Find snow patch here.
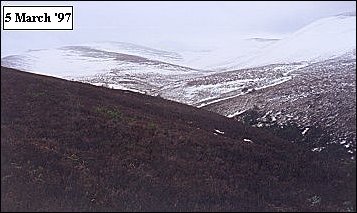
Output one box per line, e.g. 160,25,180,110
227,109,247,118
302,127,310,135
243,138,253,143
344,144,351,148
91,83,145,94
311,147,326,152
214,129,225,134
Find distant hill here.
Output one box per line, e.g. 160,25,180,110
2,13,355,77
1,66,355,211
249,13,356,66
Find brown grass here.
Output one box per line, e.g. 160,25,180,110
1,66,355,211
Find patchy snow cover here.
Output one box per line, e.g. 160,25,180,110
196,76,295,108
255,76,293,91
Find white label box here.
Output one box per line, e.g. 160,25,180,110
3,6,73,30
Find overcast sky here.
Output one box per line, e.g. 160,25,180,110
1,1,356,55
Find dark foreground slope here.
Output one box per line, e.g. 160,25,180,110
1,67,355,211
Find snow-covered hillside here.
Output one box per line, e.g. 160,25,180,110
1,45,199,79
208,13,356,71
81,41,183,64
157,38,279,71
251,13,356,66
2,13,355,75
145,12,355,71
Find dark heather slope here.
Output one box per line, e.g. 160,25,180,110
1,66,355,211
